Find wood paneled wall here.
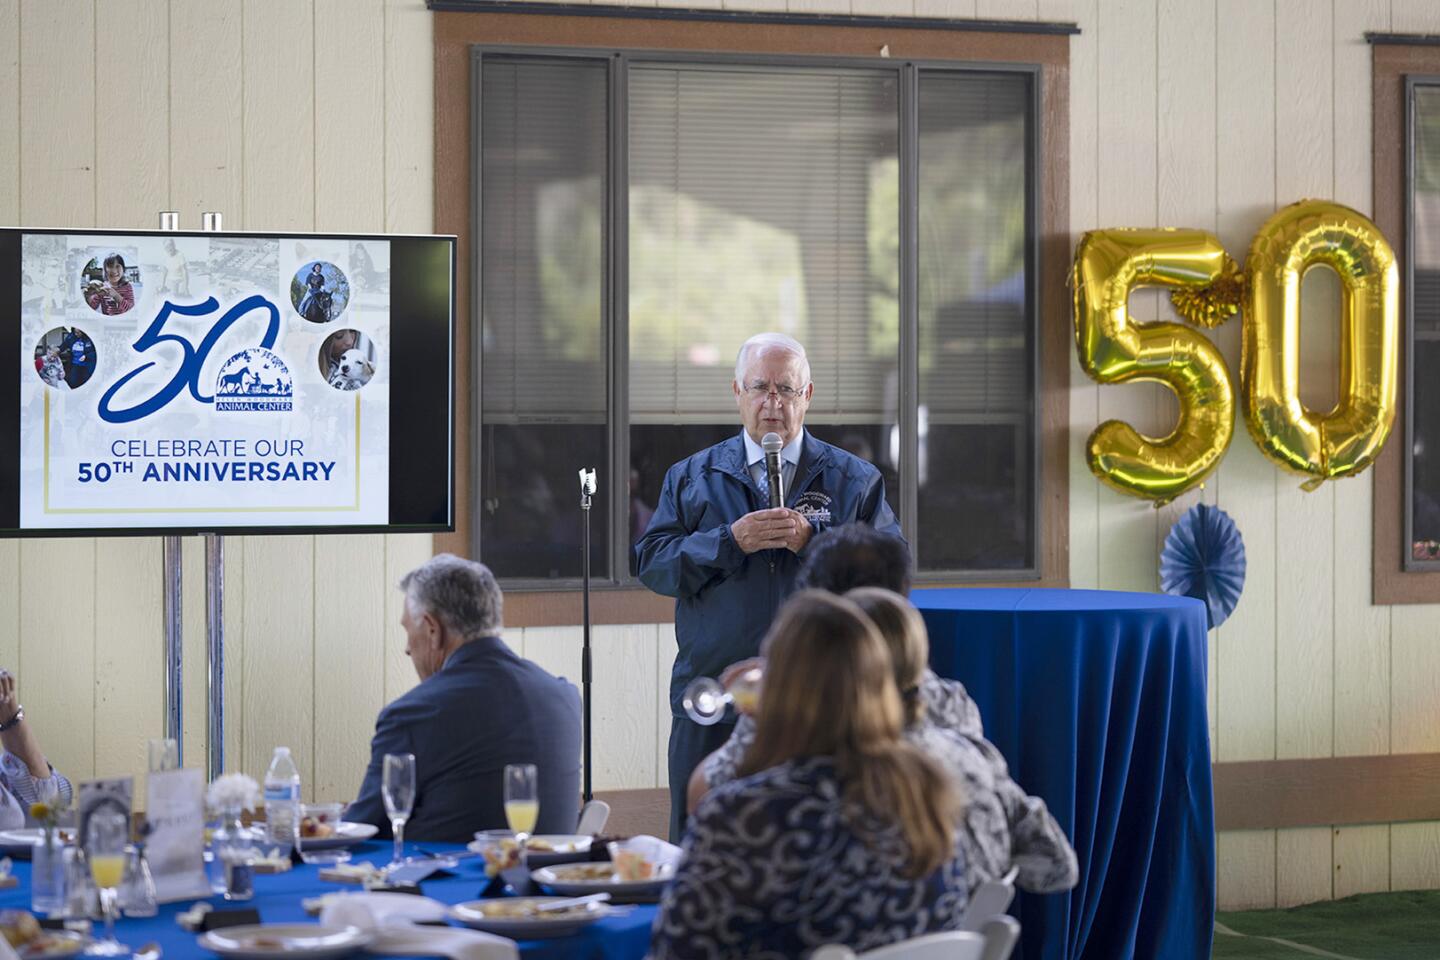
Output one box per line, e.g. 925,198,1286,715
7,0,1440,914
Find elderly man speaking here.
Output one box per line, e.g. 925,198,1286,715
634,332,901,841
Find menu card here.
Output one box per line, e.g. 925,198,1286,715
144,768,210,902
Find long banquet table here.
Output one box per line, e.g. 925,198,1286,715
0,841,657,959
913,588,1215,960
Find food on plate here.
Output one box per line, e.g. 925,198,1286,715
476,900,592,920
237,935,288,950
18,932,85,958
612,847,657,882
549,862,618,882
299,817,335,839
0,910,40,947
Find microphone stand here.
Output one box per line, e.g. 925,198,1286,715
579,468,596,803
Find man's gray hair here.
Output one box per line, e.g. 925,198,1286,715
734,332,810,386
400,553,503,640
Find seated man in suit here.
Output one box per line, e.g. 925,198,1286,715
348,554,582,843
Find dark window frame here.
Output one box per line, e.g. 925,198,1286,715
1372,40,1440,603
1404,75,1440,573
434,8,1071,623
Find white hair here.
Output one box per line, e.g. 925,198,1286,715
733,333,811,386
400,553,503,639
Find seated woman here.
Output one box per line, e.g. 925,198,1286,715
648,590,968,959
694,588,1078,897
0,669,72,828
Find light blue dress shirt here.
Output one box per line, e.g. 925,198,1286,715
742,429,803,506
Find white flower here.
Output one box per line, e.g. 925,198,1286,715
206,773,261,814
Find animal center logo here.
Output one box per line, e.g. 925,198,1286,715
794,490,833,525
214,348,293,412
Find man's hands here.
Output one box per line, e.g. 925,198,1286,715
730,508,813,554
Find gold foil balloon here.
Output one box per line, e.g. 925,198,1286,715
1073,229,1238,504
1242,200,1399,488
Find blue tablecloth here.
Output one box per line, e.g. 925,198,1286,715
913,588,1214,960
0,841,656,959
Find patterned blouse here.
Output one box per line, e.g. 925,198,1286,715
648,756,969,960
702,669,1077,895
0,752,72,830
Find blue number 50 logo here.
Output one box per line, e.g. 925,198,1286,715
98,296,281,424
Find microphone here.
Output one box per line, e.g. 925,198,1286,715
762,432,784,509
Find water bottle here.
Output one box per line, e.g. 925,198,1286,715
263,747,301,858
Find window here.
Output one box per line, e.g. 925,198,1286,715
473,48,1039,584
1370,39,1440,602
1408,80,1440,569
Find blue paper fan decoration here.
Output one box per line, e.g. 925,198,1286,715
1160,503,1246,629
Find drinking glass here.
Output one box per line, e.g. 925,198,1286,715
297,802,350,866
681,666,763,725
118,845,157,917
146,738,179,773
504,764,538,864
83,808,130,956
381,753,416,870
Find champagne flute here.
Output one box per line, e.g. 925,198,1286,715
381,753,416,871
504,764,539,865
84,807,130,956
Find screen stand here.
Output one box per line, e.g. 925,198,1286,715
201,210,226,782
158,211,184,765
205,533,225,782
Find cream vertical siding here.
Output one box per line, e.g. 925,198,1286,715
0,0,435,808
6,0,1440,913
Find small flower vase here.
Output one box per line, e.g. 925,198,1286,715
214,809,256,901
30,826,66,915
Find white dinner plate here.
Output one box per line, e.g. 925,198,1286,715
197,923,372,959
295,821,378,851
532,860,675,903
450,897,610,938
467,833,592,868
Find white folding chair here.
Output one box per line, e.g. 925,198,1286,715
959,867,1018,932
811,915,1021,960
812,931,986,960
576,798,610,835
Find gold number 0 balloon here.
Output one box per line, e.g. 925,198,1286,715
1072,229,1237,504
1243,200,1399,488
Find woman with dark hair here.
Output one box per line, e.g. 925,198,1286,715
84,254,134,316
648,590,968,959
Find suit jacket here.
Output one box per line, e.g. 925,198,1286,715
348,637,582,843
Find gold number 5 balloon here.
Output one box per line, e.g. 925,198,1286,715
1243,200,1399,488
1072,229,1238,504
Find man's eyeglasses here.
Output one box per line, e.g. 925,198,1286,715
742,382,808,402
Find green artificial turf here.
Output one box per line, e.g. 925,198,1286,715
1211,890,1440,959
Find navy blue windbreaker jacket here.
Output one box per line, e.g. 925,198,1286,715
633,431,902,716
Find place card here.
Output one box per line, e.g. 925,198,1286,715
144,768,211,902
77,777,132,844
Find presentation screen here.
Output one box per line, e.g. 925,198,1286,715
0,228,454,536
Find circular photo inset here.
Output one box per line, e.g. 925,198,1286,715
290,260,351,324
319,329,377,391
81,252,140,316
33,326,98,390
